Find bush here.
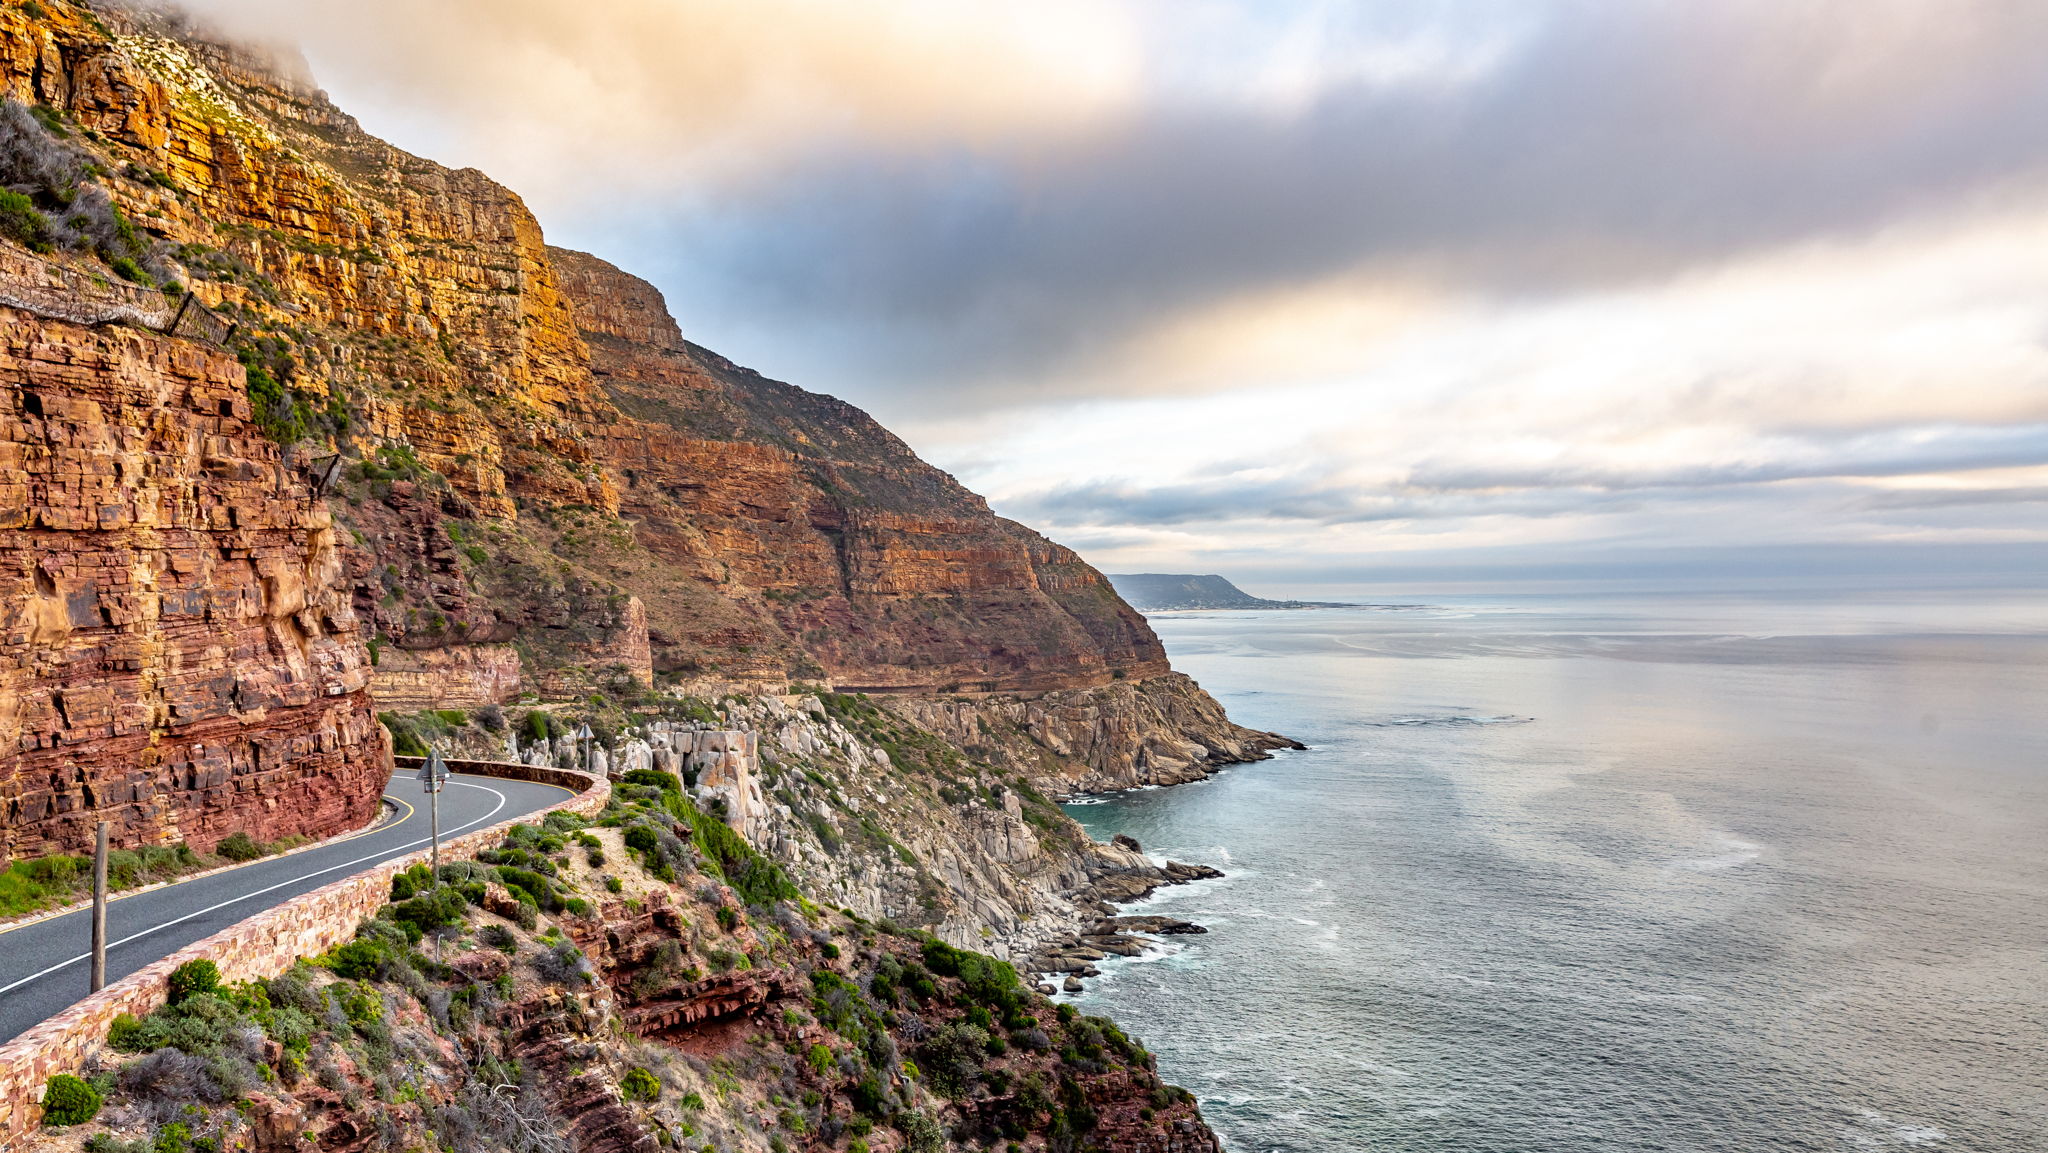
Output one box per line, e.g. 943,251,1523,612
39,1073,101,1126
532,941,592,987
118,1048,234,1109
619,1066,661,1103
379,712,429,758
388,886,470,937
521,710,558,743
215,831,264,862
166,959,219,1005
0,187,51,251
109,255,152,285
321,938,393,981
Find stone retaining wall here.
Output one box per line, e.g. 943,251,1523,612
0,762,608,1146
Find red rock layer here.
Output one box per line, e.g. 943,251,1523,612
0,309,386,858
552,247,1171,693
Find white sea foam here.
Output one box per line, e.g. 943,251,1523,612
1844,1109,1949,1148
1674,833,1762,871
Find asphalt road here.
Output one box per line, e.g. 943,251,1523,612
0,771,569,1044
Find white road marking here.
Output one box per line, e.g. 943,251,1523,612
0,779,518,999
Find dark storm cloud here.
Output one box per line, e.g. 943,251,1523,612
629,0,2048,405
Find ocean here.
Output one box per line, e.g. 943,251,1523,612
1062,589,2048,1153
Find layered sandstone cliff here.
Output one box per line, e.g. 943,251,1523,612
0,307,384,859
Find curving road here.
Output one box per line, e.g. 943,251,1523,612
0,771,570,1044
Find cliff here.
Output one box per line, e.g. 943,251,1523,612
0,306,385,860
0,0,1287,848
550,247,1168,695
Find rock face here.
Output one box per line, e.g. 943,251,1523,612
885,672,1303,796
360,642,521,711
0,308,386,859
552,245,1172,695
0,3,1288,865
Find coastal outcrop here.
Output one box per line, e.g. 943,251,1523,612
884,674,1301,796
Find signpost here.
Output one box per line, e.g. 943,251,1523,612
417,749,450,963
417,748,449,879
90,821,109,993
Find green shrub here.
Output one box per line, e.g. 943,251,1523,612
166,959,219,1005
619,1066,661,1103
0,187,52,251
388,886,468,937
0,853,88,917
521,710,558,743
39,1074,101,1125
621,769,681,793
389,863,435,901
378,712,429,758
109,255,152,285
106,1012,145,1052
320,938,392,981
215,831,264,862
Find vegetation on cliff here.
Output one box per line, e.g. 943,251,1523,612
47,782,1216,1153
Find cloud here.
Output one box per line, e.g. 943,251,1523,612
611,0,2048,407
155,0,1142,192
145,0,2048,576
1005,421,2048,532
162,0,2048,411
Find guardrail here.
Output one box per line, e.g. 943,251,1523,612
0,760,609,1145
0,245,237,344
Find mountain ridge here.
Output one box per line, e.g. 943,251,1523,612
1108,572,1353,612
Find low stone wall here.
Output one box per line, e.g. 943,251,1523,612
0,762,608,1146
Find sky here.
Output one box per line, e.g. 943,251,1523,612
167,0,2048,591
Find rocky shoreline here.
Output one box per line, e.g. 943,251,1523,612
1027,834,1225,994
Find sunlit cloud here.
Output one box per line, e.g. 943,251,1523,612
155,0,2048,577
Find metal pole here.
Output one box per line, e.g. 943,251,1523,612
90,821,109,993
430,781,441,880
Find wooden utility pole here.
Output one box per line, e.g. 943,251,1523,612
90,821,109,993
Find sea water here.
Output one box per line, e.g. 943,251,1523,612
1063,589,2048,1152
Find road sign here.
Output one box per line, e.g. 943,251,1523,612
417,748,449,793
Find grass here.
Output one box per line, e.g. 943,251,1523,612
0,832,307,919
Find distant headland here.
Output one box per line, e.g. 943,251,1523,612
1107,573,1355,611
